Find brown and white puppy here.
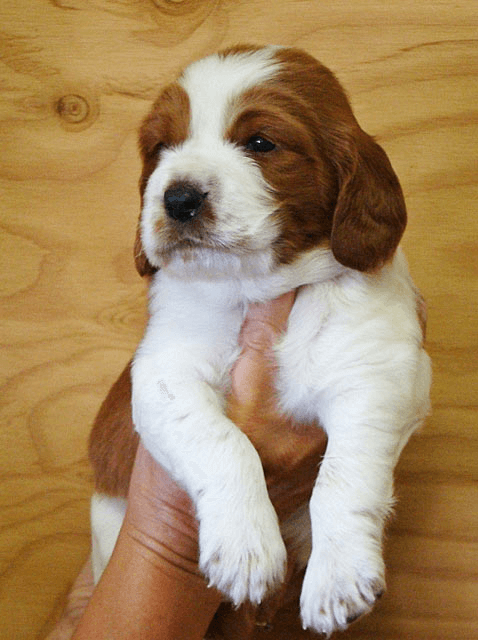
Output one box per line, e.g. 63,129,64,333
89,46,431,636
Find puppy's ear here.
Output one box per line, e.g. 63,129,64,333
133,83,189,277
134,222,157,277
331,128,407,272
133,113,162,278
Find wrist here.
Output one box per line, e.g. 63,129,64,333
74,523,221,640
125,444,201,578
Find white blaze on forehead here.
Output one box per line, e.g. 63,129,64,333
178,47,280,140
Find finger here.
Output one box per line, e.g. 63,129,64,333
238,290,296,353
231,291,297,409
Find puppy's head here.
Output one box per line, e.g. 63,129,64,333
135,46,406,277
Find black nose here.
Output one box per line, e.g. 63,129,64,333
164,184,207,222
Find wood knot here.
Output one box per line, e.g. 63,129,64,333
56,94,90,126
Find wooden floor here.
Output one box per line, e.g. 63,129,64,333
1,1,477,638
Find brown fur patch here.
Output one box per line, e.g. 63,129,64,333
226,84,337,264
89,361,138,497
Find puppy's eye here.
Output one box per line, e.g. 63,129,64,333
245,135,276,153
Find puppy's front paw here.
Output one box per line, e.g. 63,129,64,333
199,501,287,606
300,539,385,637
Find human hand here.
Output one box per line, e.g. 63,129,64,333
228,292,327,520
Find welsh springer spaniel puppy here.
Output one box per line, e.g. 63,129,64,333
89,45,431,636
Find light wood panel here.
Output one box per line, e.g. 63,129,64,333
1,1,477,638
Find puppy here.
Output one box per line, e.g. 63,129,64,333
89,45,431,636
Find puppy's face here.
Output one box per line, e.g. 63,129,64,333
136,46,406,277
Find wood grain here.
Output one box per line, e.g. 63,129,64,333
1,1,477,638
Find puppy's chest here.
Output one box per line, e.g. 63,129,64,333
273,301,334,422
151,274,334,409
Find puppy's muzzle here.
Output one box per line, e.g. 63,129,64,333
164,183,209,223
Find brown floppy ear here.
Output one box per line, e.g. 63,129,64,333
331,128,407,272
133,110,163,278
133,83,190,277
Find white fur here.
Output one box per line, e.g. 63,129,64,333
90,493,127,583
95,48,432,636
180,47,280,140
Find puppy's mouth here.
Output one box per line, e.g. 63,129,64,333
153,220,248,263
157,234,250,261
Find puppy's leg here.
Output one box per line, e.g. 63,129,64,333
90,493,127,584
132,357,287,607
300,352,431,635
300,431,389,635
